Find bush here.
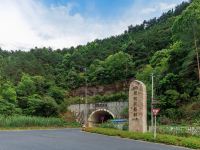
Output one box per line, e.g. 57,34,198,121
42,96,59,116
93,92,128,103
24,95,58,117
0,101,21,116
98,121,116,129
157,126,200,138
1,82,17,103
85,127,200,149
68,92,128,104
59,100,70,113
122,122,128,130
48,86,65,104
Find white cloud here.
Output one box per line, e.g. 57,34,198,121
159,2,177,11
0,0,185,51
141,8,157,14
0,0,104,50
141,2,179,15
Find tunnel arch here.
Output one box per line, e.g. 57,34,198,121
88,109,115,127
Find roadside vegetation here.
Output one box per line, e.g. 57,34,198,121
157,125,200,138
0,115,80,129
67,92,127,104
98,119,200,138
85,127,200,149
0,0,198,129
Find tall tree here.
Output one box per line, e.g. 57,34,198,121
173,0,200,82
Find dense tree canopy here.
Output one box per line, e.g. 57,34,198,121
0,1,199,124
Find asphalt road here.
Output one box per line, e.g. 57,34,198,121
0,129,190,150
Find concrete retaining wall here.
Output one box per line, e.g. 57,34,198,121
68,101,128,118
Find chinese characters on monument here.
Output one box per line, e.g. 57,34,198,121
129,80,147,133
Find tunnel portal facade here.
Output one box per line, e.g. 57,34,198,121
68,102,128,127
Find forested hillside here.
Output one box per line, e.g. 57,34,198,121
0,0,199,124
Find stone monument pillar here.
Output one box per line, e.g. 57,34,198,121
129,80,147,133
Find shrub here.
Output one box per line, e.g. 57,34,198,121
48,86,65,104
68,92,128,104
122,122,128,130
24,95,58,117
157,126,200,138
59,100,70,113
1,82,17,103
0,101,21,116
93,92,128,103
85,127,200,149
98,121,116,129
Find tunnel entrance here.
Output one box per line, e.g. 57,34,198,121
88,109,115,127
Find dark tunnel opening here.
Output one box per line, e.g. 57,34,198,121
88,109,114,126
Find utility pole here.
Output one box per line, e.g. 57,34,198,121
192,23,200,82
84,68,88,127
151,73,154,131
194,38,200,82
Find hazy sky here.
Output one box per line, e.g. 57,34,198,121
0,0,186,50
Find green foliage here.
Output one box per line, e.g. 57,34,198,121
157,125,200,138
67,92,128,104
195,88,200,100
0,115,67,128
24,95,58,117
172,0,200,80
17,74,36,97
65,68,84,89
92,92,128,103
173,0,200,43
136,65,153,84
0,101,21,116
122,122,129,131
59,100,70,113
98,121,116,129
85,127,200,149
162,90,180,108
87,51,134,84
150,48,170,73
1,82,17,103
48,86,65,104
32,76,47,95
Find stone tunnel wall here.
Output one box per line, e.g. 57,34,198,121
68,101,128,121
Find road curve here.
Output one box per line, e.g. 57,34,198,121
0,129,191,150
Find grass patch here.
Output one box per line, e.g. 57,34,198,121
157,125,200,138
0,115,80,129
84,127,200,149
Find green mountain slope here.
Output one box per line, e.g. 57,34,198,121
0,1,199,124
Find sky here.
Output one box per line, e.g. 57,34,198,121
0,0,186,51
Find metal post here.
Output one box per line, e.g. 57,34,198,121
151,73,154,131
154,115,157,139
